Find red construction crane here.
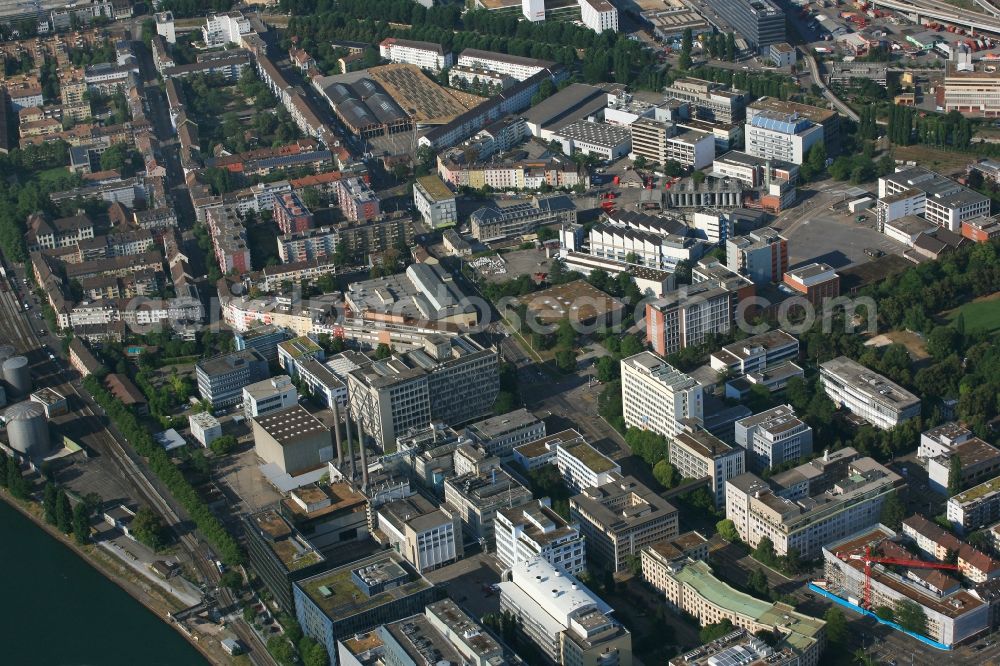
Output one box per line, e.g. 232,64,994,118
837,546,960,609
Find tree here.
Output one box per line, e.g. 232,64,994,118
874,605,895,622
692,170,706,185
555,349,577,373
56,488,73,534
72,502,90,545
895,599,927,635
266,636,297,666
824,607,849,646
220,569,243,589
948,455,963,496
926,325,960,360
880,490,905,530
210,434,238,456
753,536,776,564
653,460,678,489
596,356,619,383
44,482,58,525
300,636,329,666
747,568,768,599
132,506,167,550
700,619,734,643
716,518,740,542
374,343,392,360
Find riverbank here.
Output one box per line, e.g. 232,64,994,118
0,489,219,665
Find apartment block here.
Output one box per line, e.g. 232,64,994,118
278,226,340,264
621,352,703,439
496,499,586,575
378,38,453,72
456,49,554,81
195,349,269,409
726,227,788,284
498,557,632,666
645,282,738,357
670,427,745,506
734,404,813,472
273,191,314,234
570,475,679,572
819,356,921,430
725,447,904,557
206,205,251,274
336,177,381,222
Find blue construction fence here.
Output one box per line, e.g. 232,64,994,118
807,583,952,651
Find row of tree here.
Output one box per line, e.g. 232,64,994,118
83,375,243,564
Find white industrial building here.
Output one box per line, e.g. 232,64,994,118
495,499,586,575
877,166,990,232
189,411,222,447
552,121,631,161
412,175,457,229
242,375,299,421
578,0,619,33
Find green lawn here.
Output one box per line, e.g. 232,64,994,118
947,296,1000,335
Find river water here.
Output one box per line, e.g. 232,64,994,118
0,499,209,666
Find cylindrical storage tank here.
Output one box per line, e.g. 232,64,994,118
0,345,15,366
2,356,31,398
4,400,50,458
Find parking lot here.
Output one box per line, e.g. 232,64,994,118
423,552,503,620
782,209,908,270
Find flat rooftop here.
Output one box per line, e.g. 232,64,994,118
465,408,540,440
516,279,623,324
254,405,329,446
415,174,454,202
820,356,920,409
296,552,432,621
561,439,619,474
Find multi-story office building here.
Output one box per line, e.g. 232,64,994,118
470,194,577,242
579,0,619,33
336,177,381,222
645,282,738,357
745,111,823,165
242,375,299,420
725,447,904,557
948,476,1000,532
621,352,703,439
443,469,533,543
294,552,441,665
638,533,711,591
371,599,513,666
347,335,499,449
243,509,327,611
296,357,348,409
378,38,453,72
944,62,1000,117
819,356,921,430
377,494,463,572
278,226,339,264
647,559,825,666
498,557,633,666
278,336,326,378
709,329,798,376
877,166,990,232
928,437,1000,495
747,96,840,154
725,227,788,284
703,0,785,49
918,422,975,460
664,78,747,123
782,263,840,308
496,499,586,575
279,482,369,549
234,324,291,363
629,117,672,166
570,475,679,572
412,175,457,229
670,427,745,507
456,49,554,81
823,527,988,647
273,191,314,235
734,405,813,472
463,408,546,458
195,349,269,409
513,429,621,492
